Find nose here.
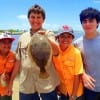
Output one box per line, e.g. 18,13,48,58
83,20,89,25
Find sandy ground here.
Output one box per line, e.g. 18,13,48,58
12,78,19,100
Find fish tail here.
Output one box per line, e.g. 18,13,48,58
39,71,49,79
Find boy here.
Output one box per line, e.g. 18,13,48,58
75,7,100,100
53,25,84,100
8,4,59,100
0,32,15,100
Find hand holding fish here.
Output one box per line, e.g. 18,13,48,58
38,30,45,35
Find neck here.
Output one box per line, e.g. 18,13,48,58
60,45,68,51
0,51,8,58
85,31,98,39
30,27,42,34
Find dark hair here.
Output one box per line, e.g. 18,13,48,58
27,4,45,20
80,7,100,24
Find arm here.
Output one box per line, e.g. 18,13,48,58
7,59,20,96
69,75,80,100
48,39,59,56
46,31,59,56
74,41,96,90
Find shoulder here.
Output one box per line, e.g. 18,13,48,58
74,36,83,44
18,31,31,47
19,31,30,41
45,30,55,36
74,47,81,54
71,45,81,55
45,30,55,42
74,36,83,48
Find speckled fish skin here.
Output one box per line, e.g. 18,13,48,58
28,33,51,78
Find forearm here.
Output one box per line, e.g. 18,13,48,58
9,60,20,84
48,39,59,56
7,59,20,96
71,75,80,96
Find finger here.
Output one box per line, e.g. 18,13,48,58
84,79,95,90
86,84,94,90
7,90,13,96
89,76,95,86
90,76,96,82
8,91,13,96
88,78,95,90
38,31,45,35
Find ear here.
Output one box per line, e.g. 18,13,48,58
97,23,99,28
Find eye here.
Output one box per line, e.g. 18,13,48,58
34,43,38,47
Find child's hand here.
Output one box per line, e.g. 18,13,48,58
6,83,13,96
38,31,45,35
6,88,13,96
0,73,10,87
4,73,10,81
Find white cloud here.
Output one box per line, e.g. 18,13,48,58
17,14,27,20
43,23,83,31
93,0,100,3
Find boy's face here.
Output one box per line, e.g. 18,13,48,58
58,33,73,50
0,39,12,56
28,12,44,32
82,18,98,34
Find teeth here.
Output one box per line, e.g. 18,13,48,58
63,42,68,44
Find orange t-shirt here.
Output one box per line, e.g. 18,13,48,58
0,51,16,96
53,45,83,97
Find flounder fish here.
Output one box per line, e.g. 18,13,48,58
28,32,52,79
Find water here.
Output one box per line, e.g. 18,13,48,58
11,31,83,51
11,35,20,51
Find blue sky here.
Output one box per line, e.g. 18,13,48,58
0,0,100,31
